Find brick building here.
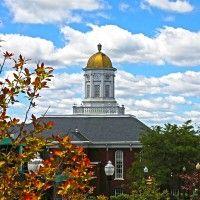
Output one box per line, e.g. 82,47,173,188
42,44,148,196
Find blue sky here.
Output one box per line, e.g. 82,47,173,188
0,0,200,125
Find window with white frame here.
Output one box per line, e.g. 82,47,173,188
114,188,123,196
115,150,123,179
105,85,110,98
94,85,100,97
86,85,90,98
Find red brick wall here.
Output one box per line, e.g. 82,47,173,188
86,147,140,196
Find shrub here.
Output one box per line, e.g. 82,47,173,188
97,195,109,200
87,196,97,200
110,194,131,200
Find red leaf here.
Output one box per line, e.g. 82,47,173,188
3,51,14,59
31,114,36,121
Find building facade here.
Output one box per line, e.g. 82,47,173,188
43,44,148,196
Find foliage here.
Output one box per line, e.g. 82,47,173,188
111,179,169,200
131,178,170,200
96,195,109,200
179,171,200,192
86,196,97,200
0,52,93,199
110,194,131,200
129,121,200,188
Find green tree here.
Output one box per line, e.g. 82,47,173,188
129,121,200,189
131,178,169,200
110,179,169,200
110,194,131,200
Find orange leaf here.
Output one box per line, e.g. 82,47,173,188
46,121,54,128
53,149,63,157
23,193,38,200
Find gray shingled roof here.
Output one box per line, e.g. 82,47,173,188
40,115,148,142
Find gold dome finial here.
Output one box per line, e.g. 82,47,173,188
97,43,102,52
86,43,112,69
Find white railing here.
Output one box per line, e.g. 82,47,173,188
73,105,125,115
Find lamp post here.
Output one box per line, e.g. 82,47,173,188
143,166,148,179
27,153,43,172
146,176,153,187
182,166,186,199
196,163,200,198
104,161,114,199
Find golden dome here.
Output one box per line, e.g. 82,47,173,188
86,44,112,69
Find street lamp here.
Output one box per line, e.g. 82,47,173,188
196,163,200,171
196,163,200,197
182,166,186,172
182,166,187,199
28,153,43,172
143,166,148,179
104,161,114,199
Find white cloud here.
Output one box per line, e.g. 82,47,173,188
117,95,189,125
4,0,104,24
181,111,200,125
60,25,200,67
116,70,200,97
32,73,83,116
0,19,3,27
134,96,186,111
163,15,175,22
166,95,187,104
119,2,132,12
0,34,55,65
1,25,200,67
144,0,193,13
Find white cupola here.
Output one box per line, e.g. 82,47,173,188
73,44,125,115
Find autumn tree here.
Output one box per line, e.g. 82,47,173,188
0,52,93,199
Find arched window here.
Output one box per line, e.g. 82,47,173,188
115,150,123,179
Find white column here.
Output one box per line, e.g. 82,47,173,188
101,72,104,98
91,72,94,98
112,74,115,98
89,72,92,98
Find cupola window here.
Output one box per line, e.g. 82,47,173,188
94,85,100,97
105,85,110,98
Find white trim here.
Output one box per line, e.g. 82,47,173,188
45,114,135,118
90,141,140,144
87,145,141,148
86,144,142,148
49,140,142,148
51,140,140,144
91,161,101,165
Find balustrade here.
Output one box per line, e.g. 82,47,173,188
73,105,125,115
